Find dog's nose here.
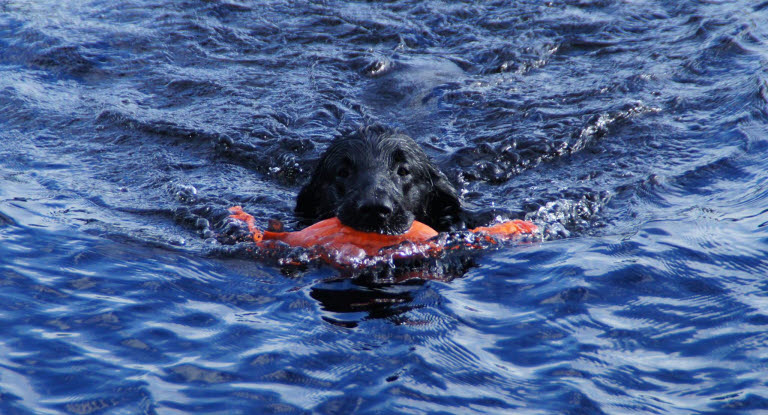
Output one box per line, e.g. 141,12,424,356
358,200,393,220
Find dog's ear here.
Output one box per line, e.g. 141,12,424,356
295,172,332,224
295,180,318,221
424,166,463,231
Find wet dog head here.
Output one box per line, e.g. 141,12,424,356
295,126,461,234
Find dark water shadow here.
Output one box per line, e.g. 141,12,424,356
307,254,479,325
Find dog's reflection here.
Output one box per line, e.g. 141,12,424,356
309,256,476,324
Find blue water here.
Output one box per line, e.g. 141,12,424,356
2,0,768,413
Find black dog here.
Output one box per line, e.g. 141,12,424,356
295,126,463,234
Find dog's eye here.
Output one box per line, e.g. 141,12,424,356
397,166,410,177
337,167,350,178
392,149,407,163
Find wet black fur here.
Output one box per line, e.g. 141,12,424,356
295,126,463,234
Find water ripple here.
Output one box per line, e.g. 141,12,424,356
2,0,768,413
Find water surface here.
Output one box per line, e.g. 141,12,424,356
2,0,768,413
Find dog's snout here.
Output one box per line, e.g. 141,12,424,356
354,175,395,219
358,199,393,219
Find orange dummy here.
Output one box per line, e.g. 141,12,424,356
228,206,537,258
